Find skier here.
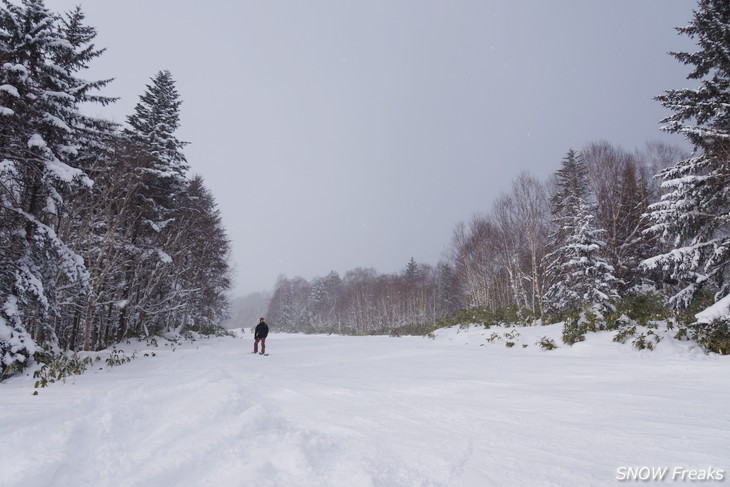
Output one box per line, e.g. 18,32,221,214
253,317,269,355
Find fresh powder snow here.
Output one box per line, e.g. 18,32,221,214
1,325,728,487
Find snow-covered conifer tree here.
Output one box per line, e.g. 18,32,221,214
0,0,113,373
405,257,420,282
107,71,190,340
175,175,231,330
642,0,730,352
543,150,619,316
125,70,188,217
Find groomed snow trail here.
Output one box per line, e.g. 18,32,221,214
2,326,729,487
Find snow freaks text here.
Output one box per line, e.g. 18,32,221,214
616,466,725,482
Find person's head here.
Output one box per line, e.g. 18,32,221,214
260,317,265,322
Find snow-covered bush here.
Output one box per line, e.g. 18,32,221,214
560,309,598,346
536,336,558,350
691,319,730,355
503,329,521,341
485,332,501,343
615,291,671,327
631,330,662,351
544,305,604,331
432,306,523,331
677,290,715,326
105,348,136,367
613,324,638,345
0,316,38,381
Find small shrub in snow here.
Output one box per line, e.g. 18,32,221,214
606,313,631,332
616,291,670,327
485,332,501,343
503,329,521,341
691,319,730,355
536,336,558,350
106,348,135,367
672,292,730,354
429,306,523,331
562,317,590,346
613,325,637,344
581,310,602,332
677,291,715,327
632,330,662,351
181,330,197,341
33,350,93,388
674,325,690,341
505,341,515,348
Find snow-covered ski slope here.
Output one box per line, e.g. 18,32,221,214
2,324,729,487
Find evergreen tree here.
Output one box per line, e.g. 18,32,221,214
543,151,619,315
125,69,188,217
613,160,655,290
550,150,590,223
0,0,112,371
404,257,420,282
175,175,231,329
645,0,730,314
111,71,189,342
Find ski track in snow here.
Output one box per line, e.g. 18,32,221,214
1,325,729,487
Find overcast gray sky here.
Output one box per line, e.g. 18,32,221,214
47,0,695,297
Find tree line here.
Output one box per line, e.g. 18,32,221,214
267,259,455,334
447,141,683,319
1,0,231,377
269,0,730,353
267,141,683,334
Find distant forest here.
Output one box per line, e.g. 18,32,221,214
267,141,685,333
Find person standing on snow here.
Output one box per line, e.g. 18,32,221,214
253,317,269,355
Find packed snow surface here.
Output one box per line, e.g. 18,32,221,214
2,324,729,487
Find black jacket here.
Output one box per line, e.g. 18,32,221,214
254,322,269,339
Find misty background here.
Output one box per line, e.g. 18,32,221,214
46,0,694,312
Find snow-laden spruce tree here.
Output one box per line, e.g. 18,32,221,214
107,70,191,338
643,0,730,351
125,70,188,219
543,150,619,321
0,0,113,376
175,175,232,331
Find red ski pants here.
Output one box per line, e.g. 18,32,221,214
254,337,266,353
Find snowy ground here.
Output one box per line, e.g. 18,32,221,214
2,324,729,487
